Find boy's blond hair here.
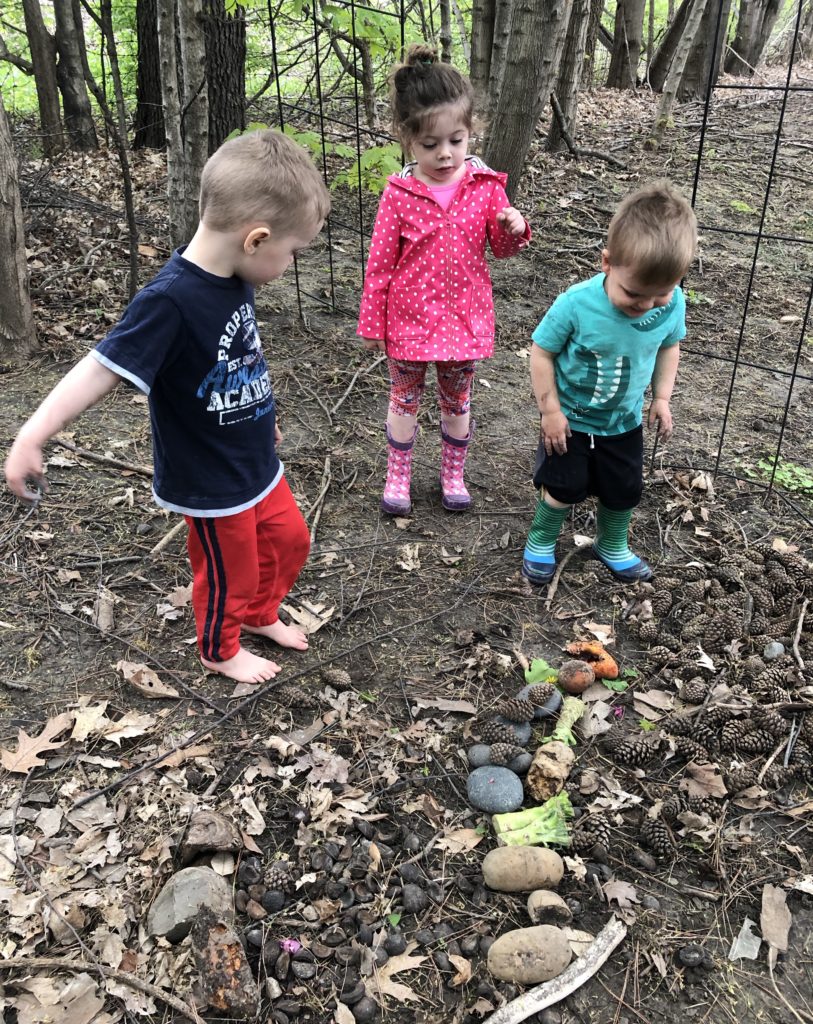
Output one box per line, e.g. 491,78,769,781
606,181,697,286
199,129,330,236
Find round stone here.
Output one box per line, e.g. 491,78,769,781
763,641,786,661
291,961,317,980
468,744,493,768
466,766,524,814
401,883,428,914
398,863,421,884
351,996,379,1023
261,890,286,914
384,932,407,956
678,944,705,968
494,716,532,745
641,895,660,911
516,685,563,720
508,752,533,775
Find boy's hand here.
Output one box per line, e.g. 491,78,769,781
648,398,673,441
363,338,386,352
5,434,47,504
541,410,572,456
497,207,526,236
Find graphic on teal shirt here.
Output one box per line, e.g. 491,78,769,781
533,274,686,436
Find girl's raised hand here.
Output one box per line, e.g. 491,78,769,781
363,338,387,352
497,207,526,236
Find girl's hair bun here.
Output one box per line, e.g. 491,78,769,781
405,43,438,67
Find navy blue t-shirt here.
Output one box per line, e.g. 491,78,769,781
93,251,281,516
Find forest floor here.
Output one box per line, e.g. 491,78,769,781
2,64,813,1024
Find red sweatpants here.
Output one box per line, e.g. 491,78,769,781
184,477,310,662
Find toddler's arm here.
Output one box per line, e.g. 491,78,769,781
5,354,123,502
358,187,401,343
486,182,531,258
531,344,571,456
647,343,680,441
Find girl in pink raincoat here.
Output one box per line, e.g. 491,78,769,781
357,44,531,515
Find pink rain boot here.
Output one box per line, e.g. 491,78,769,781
440,421,474,511
381,423,418,516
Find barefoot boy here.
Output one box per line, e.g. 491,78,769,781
522,181,697,584
5,130,330,684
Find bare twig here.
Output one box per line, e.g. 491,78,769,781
150,518,186,556
792,598,809,670
306,455,332,544
550,93,627,169
330,354,386,416
0,957,203,1023
483,918,627,1024
52,438,152,478
544,546,581,611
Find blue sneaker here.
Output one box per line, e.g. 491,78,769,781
522,557,556,585
591,545,653,582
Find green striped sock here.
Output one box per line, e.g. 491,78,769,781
595,504,640,570
523,499,569,564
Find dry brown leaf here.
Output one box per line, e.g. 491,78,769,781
680,761,727,799
71,702,110,742
448,954,472,986
115,660,180,699
100,710,157,745
434,828,484,855
411,696,477,716
563,927,595,957
334,1004,356,1024
395,543,422,571
603,879,640,909
371,945,428,1003
279,599,335,634
92,585,116,632
0,713,74,774
761,883,791,970
156,743,212,768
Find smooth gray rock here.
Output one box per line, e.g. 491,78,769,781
467,766,524,813
508,752,533,775
763,641,785,661
516,685,563,720
147,866,234,942
494,716,532,745
401,883,429,914
468,744,492,768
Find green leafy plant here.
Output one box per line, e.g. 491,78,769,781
742,458,813,494
387,912,401,928
358,689,378,703
524,658,559,685
685,288,711,306
639,718,657,732
730,199,758,215
601,678,628,692
332,143,403,195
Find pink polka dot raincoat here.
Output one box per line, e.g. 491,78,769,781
357,158,532,362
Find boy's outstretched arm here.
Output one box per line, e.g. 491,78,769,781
647,343,680,441
5,354,122,502
531,344,571,456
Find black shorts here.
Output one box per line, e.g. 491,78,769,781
532,426,644,509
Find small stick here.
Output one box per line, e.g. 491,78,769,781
52,438,152,477
544,546,580,611
757,736,789,784
0,957,204,1023
0,679,31,691
307,455,332,544
330,354,386,416
483,918,627,1024
150,518,186,556
792,598,809,670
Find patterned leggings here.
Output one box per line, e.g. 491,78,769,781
388,358,476,418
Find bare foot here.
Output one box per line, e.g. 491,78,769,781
243,620,309,651
201,647,282,683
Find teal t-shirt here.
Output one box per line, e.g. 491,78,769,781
532,273,686,435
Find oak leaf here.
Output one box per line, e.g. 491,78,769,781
0,713,74,774
370,945,427,1003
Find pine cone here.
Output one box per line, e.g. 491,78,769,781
680,678,708,705
725,766,757,794
527,682,555,706
638,621,659,644
748,615,771,637
276,684,319,709
488,742,525,766
641,815,675,858
668,736,710,762
754,663,795,691
714,563,743,587
477,718,517,746
652,590,673,616
763,765,794,789
683,565,707,583
661,792,688,821
610,734,662,767
663,714,694,737
648,645,676,665
660,632,682,652
748,584,773,613
721,720,774,754
683,579,708,603
773,593,796,617
688,795,719,817
708,578,726,600
497,697,535,723
265,861,294,892
571,814,611,854
752,705,789,737
322,667,352,691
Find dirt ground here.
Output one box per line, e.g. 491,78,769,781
2,68,813,1024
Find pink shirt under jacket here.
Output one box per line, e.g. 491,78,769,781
357,160,532,362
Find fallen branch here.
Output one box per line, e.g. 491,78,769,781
330,354,386,416
52,438,153,478
150,518,186,556
307,455,332,544
792,598,809,670
0,957,204,1024
484,917,627,1024
544,546,581,611
550,93,627,169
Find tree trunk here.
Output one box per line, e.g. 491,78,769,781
725,0,782,74
678,0,732,100
583,0,604,85
470,0,495,98
157,0,189,246
606,0,647,88
650,0,709,146
485,0,515,120
204,0,245,151
649,0,691,90
21,0,63,156
439,0,452,61
133,0,165,148
53,0,96,151
0,88,36,359
547,0,588,151
177,0,209,238
483,0,569,199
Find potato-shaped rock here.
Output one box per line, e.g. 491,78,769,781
487,925,572,984
527,889,573,925
482,846,564,893
558,659,595,694
525,741,575,802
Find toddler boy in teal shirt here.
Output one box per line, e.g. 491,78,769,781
523,181,697,584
